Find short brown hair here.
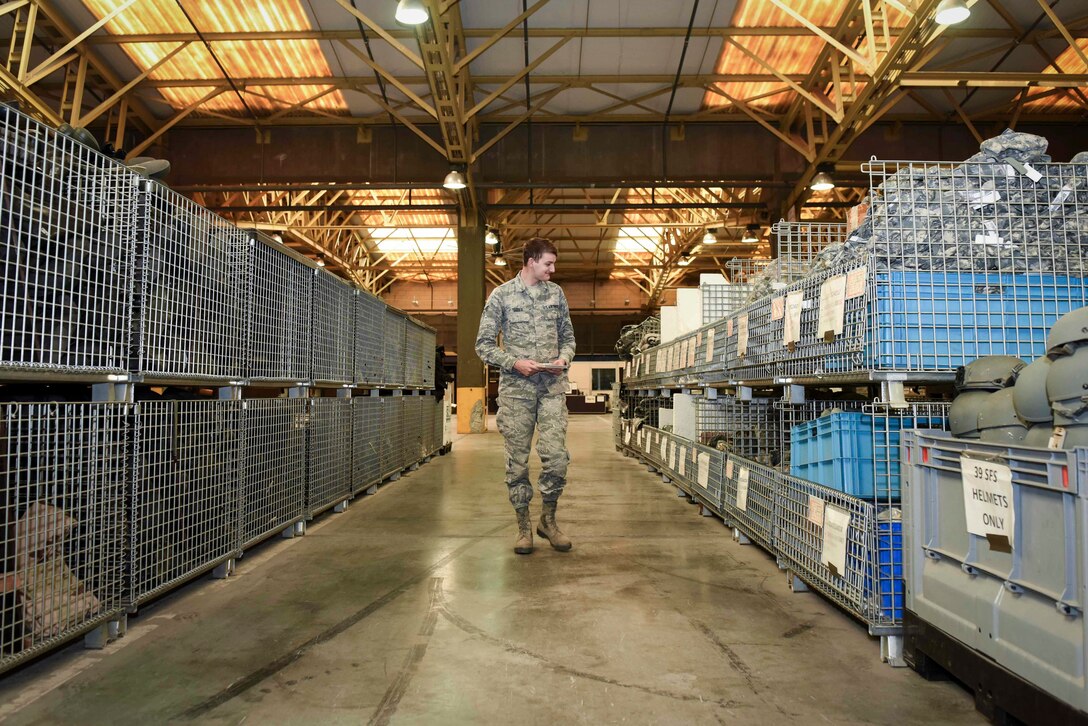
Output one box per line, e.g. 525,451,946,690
523,237,558,266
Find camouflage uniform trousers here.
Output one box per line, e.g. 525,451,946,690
496,389,570,510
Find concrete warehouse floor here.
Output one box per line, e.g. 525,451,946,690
0,415,983,725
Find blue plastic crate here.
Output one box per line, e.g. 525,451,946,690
790,413,875,497
866,271,1088,371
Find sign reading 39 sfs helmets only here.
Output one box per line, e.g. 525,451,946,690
960,455,1015,551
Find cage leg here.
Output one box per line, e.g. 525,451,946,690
882,635,907,668
788,572,809,592
109,614,127,639
212,558,235,579
880,380,908,409
409,462,419,471
334,499,349,513
365,484,379,495
676,486,687,497
733,528,751,545
84,623,111,650
283,521,305,538
661,474,670,483
699,504,715,517
388,471,401,482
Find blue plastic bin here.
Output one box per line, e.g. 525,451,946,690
867,518,903,621
865,271,1088,371
790,413,875,497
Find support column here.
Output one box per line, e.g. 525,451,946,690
457,211,488,433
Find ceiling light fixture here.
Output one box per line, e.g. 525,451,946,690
810,168,835,192
935,0,970,25
742,224,760,243
395,0,429,25
702,228,718,245
677,253,693,267
493,253,507,267
485,228,499,246
442,169,467,190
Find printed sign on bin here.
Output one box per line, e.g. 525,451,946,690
960,455,1015,551
822,505,851,577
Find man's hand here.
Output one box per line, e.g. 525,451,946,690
513,359,545,376
542,358,568,375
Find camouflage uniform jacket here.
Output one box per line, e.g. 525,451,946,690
475,273,576,399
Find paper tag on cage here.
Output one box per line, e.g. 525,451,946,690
736,467,750,511
822,505,851,576
697,452,711,488
705,328,716,363
737,314,749,358
961,455,1015,550
727,318,734,337
726,458,734,479
771,297,785,321
1049,426,1067,450
1006,158,1043,183
818,275,847,338
973,233,1004,246
784,291,804,347
968,189,1002,209
807,496,826,526
679,449,687,477
661,438,668,461
845,266,867,299
1050,184,1075,212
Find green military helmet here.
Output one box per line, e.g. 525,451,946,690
954,356,1026,392
1046,348,1088,424
949,390,990,438
1046,305,1088,358
1012,356,1052,424
1022,424,1053,448
977,389,1028,444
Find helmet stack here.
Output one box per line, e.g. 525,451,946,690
950,356,1025,440
1045,308,1088,448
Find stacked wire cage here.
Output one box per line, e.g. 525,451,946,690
245,231,315,383
130,399,242,605
352,395,382,494
241,398,307,550
1,107,137,376
355,291,385,386
696,395,779,465
380,395,405,478
133,181,247,381
383,309,408,387
311,270,355,385
0,401,128,671
306,397,353,517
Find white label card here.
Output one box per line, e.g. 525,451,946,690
784,291,804,346
822,504,851,577
818,275,847,338
705,328,716,363
727,318,734,337
807,496,825,527
845,266,867,300
624,429,631,445
726,458,734,479
771,297,785,321
737,314,749,357
679,449,687,477
736,467,750,511
660,438,668,462
960,455,1015,550
697,452,710,489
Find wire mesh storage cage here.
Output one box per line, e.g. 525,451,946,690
420,395,437,457
383,309,408,387
355,292,385,386
380,395,405,478
772,220,848,285
701,281,751,325
133,181,247,380
352,395,382,494
687,440,724,512
131,399,241,605
245,232,315,382
420,325,436,389
241,398,306,550
722,455,777,550
775,398,868,469
402,394,423,464
696,396,779,465
0,402,128,674
1,106,137,375
311,270,355,384
306,398,353,516
405,321,426,388
736,159,1088,380
774,469,901,630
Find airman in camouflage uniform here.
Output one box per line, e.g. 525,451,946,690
476,238,576,554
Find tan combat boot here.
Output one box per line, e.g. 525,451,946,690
514,508,534,554
537,501,572,552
